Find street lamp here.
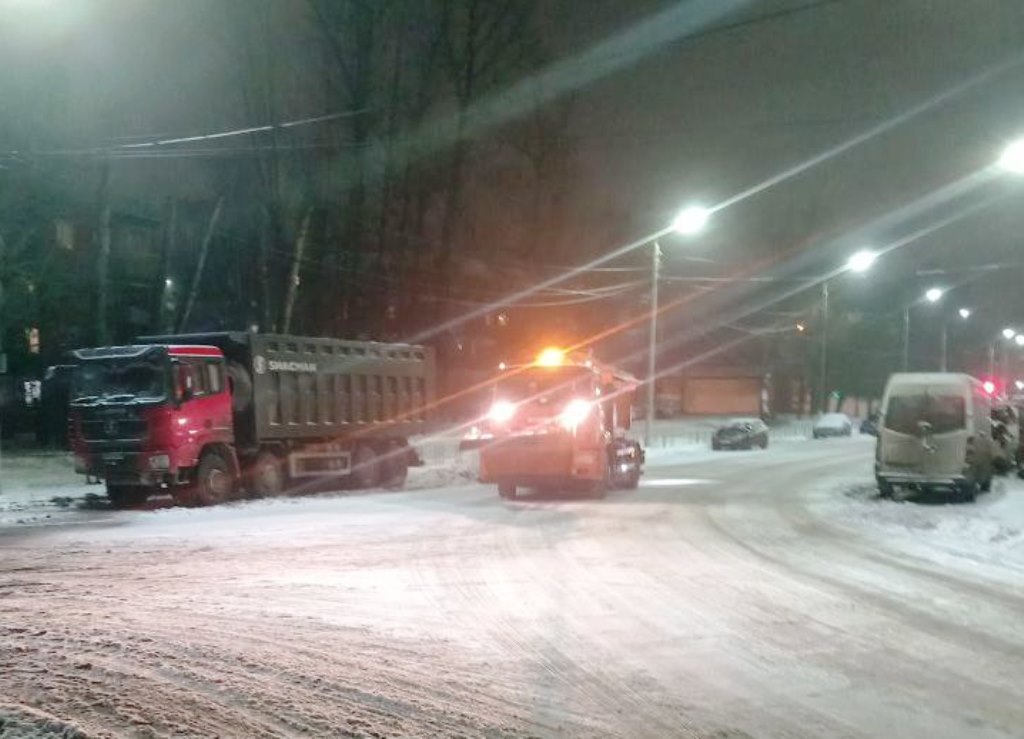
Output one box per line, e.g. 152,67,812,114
1003,327,1016,340
940,304,971,372
818,248,876,414
902,287,946,371
645,206,711,445
846,250,877,273
997,139,1024,174
671,205,711,236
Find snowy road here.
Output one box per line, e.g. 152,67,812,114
2,437,1024,738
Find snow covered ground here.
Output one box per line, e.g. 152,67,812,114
2,436,1023,737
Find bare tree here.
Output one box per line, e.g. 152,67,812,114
435,0,540,290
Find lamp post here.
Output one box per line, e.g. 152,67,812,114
818,250,876,412
999,328,1017,391
901,287,944,371
940,307,970,372
645,206,711,446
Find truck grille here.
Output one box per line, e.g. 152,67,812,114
78,410,148,443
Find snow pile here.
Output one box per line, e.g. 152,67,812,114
0,451,94,526
0,704,87,739
817,476,1024,569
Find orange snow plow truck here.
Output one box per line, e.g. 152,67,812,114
465,347,644,499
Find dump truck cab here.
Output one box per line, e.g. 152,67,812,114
69,344,234,506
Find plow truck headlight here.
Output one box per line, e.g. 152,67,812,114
148,454,171,471
559,399,592,429
488,400,517,424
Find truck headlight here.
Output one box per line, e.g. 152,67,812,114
148,454,171,471
559,399,592,429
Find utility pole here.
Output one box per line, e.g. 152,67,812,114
818,281,829,413
940,321,948,372
644,240,661,447
901,306,910,372
96,157,112,345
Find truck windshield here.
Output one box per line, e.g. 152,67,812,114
884,393,965,435
497,368,591,410
72,357,168,403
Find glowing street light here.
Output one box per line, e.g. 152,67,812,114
924,287,944,303
1003,327,1017,340
819,249,877,412
958,308,971,319
646,205,712,444
997,139,1024,174
1016,334,1024,347
671,205,711,236
846,250,877,274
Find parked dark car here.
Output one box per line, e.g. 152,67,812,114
813,413,853,439
859,413,879,436
712,418,769,450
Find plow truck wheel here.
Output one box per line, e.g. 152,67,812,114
498,481,517,500
248,451,285,498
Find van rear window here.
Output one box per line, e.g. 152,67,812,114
884,394,965,434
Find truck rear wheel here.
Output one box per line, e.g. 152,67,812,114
352,444,380,489
498,481,517,499
189,452,235,507
248,451,285,498
106,483,149,509
380,445,409,490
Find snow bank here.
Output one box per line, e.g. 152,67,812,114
813,474,1024,572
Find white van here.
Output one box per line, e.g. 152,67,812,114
875,373,995,500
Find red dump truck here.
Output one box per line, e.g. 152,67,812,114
68,332,434,507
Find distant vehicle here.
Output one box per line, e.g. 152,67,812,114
712,418,768,450
68,332,434,507
812,413,853,438
875,373,995,501
859,412,879,436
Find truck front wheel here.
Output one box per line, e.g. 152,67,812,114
498,481,517,500
189,452,235,507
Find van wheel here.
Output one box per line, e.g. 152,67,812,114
877,480,894,499
980,473,993,493
190,452,235,507
958,479,979,503
248,451,284,498
352,444,380,489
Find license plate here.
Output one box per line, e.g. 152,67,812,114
102,452,126,462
